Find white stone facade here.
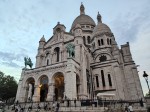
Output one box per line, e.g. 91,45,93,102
16,4,144,102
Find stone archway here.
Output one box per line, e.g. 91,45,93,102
25,77,35,102
39,76,48,102
53,72,64,101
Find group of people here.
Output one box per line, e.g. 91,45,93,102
10,101,60,112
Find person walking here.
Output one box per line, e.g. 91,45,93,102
125,105,129,112
52,102,55,111
36,104,41,112
74,98,76,107
56,102,60,112
128,104,133,112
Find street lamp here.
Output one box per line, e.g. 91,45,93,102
143,71,150,95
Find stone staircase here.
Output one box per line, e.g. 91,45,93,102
1,100,147,112
2,106,147,112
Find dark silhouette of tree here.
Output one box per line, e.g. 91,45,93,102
0,71,18,100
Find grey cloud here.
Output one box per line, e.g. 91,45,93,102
111,7,150,45
2,61,21,68
0,51,27,62
0,49,30,68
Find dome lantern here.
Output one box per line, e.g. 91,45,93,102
97,12,102,23
80,2,85,15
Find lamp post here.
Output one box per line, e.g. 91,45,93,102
143,71,150,95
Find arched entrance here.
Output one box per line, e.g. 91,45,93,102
25,77,35,101
53,72,64,101
40,76,48,102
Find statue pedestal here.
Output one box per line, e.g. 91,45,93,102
65,58,79,100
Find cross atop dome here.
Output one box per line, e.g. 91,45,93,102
80,2,85,15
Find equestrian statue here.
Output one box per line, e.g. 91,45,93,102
66,43,75,58
24,57,33,69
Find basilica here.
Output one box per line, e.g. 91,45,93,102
16,4,144,102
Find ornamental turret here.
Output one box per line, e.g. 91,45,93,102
36,35,46,67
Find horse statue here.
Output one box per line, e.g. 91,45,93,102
24,57,33,69
66,43,75,58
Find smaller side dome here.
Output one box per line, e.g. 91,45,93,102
93,12,112,37
40,35,46,42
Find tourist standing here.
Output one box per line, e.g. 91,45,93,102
74,98,76,107
125,105,128,112
128,104,133,112
56,102,60,112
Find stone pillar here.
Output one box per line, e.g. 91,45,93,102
15,80,23,102
20,86,28,102
132,67,144,99
32,85,40,102
114,65,125,100
47,83,54,101
15,69,25,102
65,58,77,100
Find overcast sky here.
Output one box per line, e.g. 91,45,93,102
0,0,150,95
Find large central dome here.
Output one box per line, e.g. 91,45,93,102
71,14,96,29
71,3,95,30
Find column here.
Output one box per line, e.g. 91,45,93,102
114,65,125,100
32,85,40,102
65,58,77,100
19,86,28,102
47,83,54,101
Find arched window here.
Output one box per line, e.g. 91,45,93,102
47,59,49,65
96,75,99,87
98,40,101,46
101,39,104,45
99,55,107,62
110,39,112,45
54,47,60,62
101,70,105,87
107,38,109,45
108,74,112,86
87,36,90,44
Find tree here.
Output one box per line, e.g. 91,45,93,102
145,92,150,97
0,71,18,101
